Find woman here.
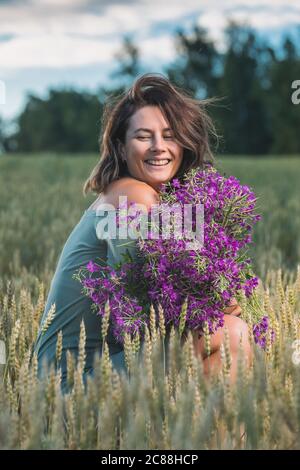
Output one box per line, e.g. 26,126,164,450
34,73,252,392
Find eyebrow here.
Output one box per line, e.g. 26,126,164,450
133,127,172,134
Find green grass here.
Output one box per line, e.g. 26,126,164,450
1,153,299,294
0,153,300,449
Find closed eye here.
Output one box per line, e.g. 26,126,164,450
136,135,174,140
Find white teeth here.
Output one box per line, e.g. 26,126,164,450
145,159,171,166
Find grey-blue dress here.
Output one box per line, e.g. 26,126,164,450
33,208,138,393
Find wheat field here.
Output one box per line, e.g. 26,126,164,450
0,154,300,450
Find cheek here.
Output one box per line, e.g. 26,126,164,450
128,142,147,160
174,146,183,163
171,142,183,157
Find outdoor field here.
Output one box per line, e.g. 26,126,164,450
0,154,300,449
1,154,299,287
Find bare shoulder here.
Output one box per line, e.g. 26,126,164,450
101,177,159,210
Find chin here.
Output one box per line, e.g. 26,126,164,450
154,173,176,184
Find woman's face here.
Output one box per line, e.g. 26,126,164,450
120,105,184,192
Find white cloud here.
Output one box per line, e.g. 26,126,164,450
0,0,299,69
0,8,136,37
139,35,176,61
234,10,300,30
0,34,119,68
196,4,300,51
0,2,194,69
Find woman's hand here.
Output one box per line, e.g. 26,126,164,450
224,297,242,316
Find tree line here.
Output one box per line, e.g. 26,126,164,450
1,22,300,155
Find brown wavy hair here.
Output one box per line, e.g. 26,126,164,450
83,73,218,196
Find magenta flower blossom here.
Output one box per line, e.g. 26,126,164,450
74,165,268,348
253,316,276,350
86,260,100,273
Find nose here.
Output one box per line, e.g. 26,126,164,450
150,134,166,153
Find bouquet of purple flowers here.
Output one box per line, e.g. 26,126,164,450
73,165,274,350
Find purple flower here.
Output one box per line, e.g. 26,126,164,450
74,165,263,347
253,316,276,350
86,261,100,273
83,278,98,288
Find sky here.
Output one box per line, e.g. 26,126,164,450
0,0,299,122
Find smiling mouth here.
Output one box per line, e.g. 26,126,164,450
144,159,172,167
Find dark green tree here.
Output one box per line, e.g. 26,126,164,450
165,24,221,98
0,115,5,153
110,33,143,86
267,37,300,154
216,22,273,154
13,89,102,152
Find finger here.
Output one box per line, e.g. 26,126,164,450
223,304,238,314
228,297,238,306
223,297,240,313
229,305,242,316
